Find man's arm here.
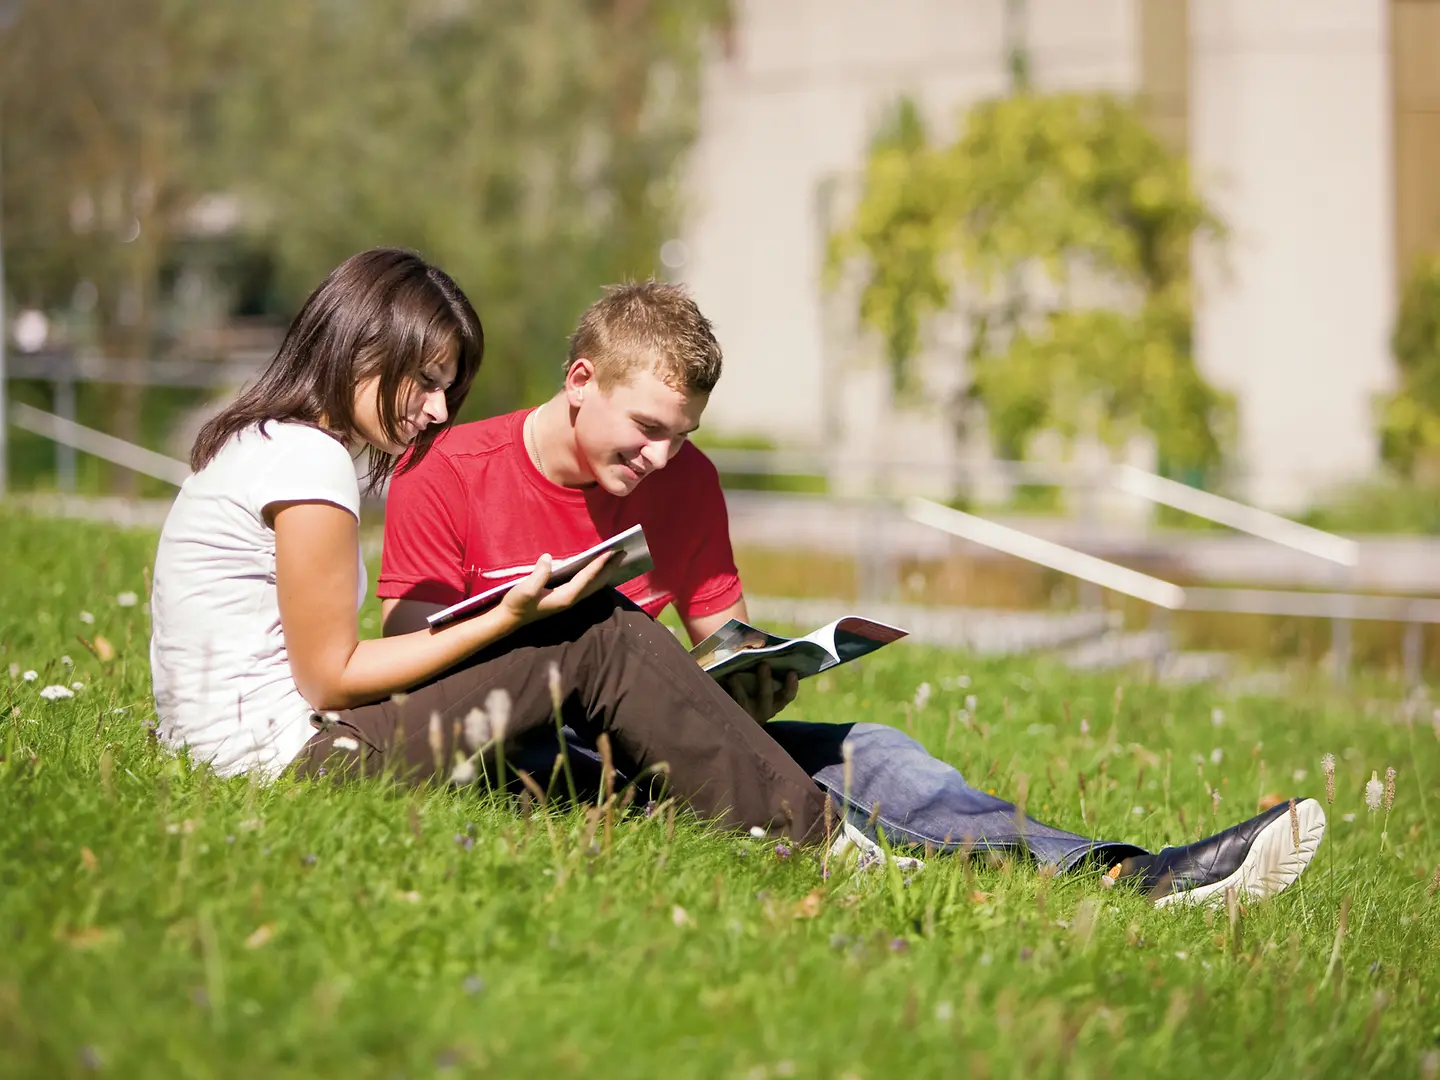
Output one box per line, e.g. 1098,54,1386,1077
684,596,797,723
681,595,748,647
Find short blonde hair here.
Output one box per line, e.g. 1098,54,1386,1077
567,281,722,394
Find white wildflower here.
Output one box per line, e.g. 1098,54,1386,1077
957,675,972,689
1080,718,1090,736
1365,771,1383,812
39,685,75,701
749,826,765,839
1211,708,1225,727
449,755,477,785
1343,813,1356,823
60,655,73,667
1292,769,1307,783
332,736,359,752
79,611,95,625
671,905,692,928
935,1001,954,1022
1210,748,1223,765
484,688,511,743
965,694,978,712
71,682,84,691
22,669,37,682
912,682,932,710
462,707,490,751
116,591,138,607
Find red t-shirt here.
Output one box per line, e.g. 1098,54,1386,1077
378,409,743,620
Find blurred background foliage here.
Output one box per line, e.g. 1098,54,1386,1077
828,92,1235,478
0,0,729,489
1378,254,1440,481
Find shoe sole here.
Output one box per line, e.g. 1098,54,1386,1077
1154,798,1326,910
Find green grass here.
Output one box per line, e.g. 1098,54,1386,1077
2,510,1439,1079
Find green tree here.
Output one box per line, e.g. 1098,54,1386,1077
1,0,728,491
0,0,246,491
1378,255,1440,479
828,92,1234,476
222,0,728,416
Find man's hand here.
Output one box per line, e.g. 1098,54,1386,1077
725,662,798,723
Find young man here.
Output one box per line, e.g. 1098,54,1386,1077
378,283,1325,907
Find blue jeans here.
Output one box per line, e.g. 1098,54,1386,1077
507,720,1145,870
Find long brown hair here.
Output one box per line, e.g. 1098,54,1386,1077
191,248,483,491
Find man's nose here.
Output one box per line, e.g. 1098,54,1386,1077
642,440,670,470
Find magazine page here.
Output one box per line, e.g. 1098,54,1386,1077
807,616,910,665
692,614,910,682
426,525,653,629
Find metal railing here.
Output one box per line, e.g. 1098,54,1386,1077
903,495,1435,685
8,403,192,487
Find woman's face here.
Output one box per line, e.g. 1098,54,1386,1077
354,345,459,455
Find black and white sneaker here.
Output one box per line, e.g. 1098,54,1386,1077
1112,798,1326,909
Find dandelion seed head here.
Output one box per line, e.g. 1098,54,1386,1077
38,684,74,701
116,591,138,607
1365,771,1383,812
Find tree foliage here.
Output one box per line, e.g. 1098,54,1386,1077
1,0,727,487
828,92,1234,474
1378,255,1440,479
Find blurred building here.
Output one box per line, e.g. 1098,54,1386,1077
679,0,1435,511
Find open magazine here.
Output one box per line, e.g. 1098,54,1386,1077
689,615,908,681
425,525,654,629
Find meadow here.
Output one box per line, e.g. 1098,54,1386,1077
1,509,1437,1079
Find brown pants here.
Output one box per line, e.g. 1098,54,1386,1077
293,591,829,841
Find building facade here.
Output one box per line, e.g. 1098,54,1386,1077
679,0,1430,510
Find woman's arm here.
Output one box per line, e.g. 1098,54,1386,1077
272,501,610,711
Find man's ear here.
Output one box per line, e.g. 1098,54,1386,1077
564,357,596,409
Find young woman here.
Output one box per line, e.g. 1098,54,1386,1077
148,248,828,840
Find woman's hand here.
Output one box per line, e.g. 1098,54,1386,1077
499,552,618,628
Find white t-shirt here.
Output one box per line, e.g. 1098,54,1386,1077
150,421,367,777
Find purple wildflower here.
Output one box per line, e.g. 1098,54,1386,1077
774,842,792,861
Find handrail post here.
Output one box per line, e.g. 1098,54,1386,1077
54,373,76,492
1402,620,1423,688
